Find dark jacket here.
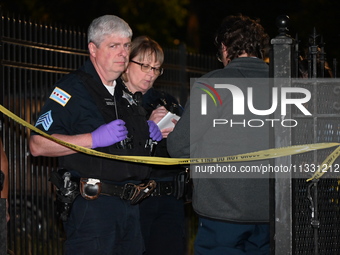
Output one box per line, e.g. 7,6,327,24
142,87,184,180
34,59,151,182
167,57,271,223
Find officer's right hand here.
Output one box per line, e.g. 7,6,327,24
91,119,128,148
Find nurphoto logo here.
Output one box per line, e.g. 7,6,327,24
200,84,311,116
197,82,223,115
198,79,312,128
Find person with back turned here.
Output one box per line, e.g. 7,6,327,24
167,14,271,255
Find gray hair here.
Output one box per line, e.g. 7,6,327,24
87,15,133,46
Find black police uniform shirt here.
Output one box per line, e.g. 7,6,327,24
33,59,151,182
142,87,185,180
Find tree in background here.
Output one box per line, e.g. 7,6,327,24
0,0,190,50
1,0,340,58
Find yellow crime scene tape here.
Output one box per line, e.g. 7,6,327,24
0,104,339,181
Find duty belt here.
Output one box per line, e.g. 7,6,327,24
151,181,174,196
80,178,157,205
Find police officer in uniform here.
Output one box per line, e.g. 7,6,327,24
29,15,162,255
121,35,187,255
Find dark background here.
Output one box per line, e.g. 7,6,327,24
1,0,340,60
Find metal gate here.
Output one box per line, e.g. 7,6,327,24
0,10,88,255
0,9,220,255
3,9,340,255
271,15,340,255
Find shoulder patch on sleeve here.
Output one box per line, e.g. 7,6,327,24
35,110,53,131
50,87,72,106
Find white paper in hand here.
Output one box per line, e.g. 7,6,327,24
157,112,180,130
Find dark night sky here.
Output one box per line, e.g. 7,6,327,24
193,0,340,59
1,0,340,61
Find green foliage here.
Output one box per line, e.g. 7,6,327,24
117,0,189,47
1,0,190,48
2,0,340,56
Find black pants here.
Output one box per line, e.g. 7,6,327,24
194,217,270,255
139,195,186,255
63,195,144,255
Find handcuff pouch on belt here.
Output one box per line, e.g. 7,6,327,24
174,168,192,202
130,180,157,205
80,178,102,200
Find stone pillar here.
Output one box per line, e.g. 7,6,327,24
270,15,294,255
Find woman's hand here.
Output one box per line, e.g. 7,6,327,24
149,106,168,124
160,118,179,138
160,127,173,138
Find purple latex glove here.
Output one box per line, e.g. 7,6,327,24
91,119,128,148
147,120,162,141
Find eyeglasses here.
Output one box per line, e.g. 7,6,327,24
130,60,164,76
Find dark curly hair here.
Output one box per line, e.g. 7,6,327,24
215,14,269,62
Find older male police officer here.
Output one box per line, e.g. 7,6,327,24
29,15,162,255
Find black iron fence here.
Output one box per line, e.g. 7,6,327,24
0,10,88,255
271,15,340,255
0,10,220,255
2,10,340,255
